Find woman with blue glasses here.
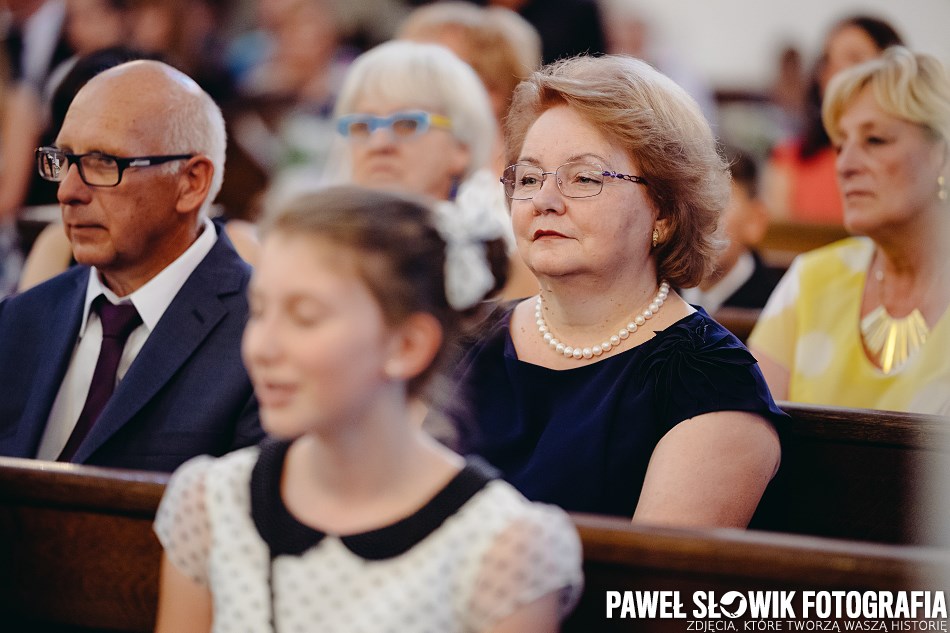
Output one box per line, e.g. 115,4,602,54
332,40,541,302
448,54,785,528
334,40,495,205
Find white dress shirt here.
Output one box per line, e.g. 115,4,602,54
36,218,217,460
19,0,66,88
680,250,756,314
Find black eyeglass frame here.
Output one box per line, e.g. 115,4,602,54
500,162,650,200
35,146,195,187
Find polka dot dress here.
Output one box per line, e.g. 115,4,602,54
748,237,950,414
155,440,583,632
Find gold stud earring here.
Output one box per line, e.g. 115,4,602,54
939,176,947,201
652,228,659,248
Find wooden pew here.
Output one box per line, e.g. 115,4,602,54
711,306,761,343
2,456,949,632
751,402,950,546
760,220,850,268
0,457,166,633
567,513,950,632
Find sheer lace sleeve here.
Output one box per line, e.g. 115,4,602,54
153,455,215,586
468,503,583,629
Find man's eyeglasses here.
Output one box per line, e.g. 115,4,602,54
501,162,649,200
336,111,452,142
35,146,194,187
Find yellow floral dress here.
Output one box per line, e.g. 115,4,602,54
748,237,950,415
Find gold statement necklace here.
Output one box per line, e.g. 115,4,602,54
859,263,929,374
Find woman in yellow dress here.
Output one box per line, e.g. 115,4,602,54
749,47,950,415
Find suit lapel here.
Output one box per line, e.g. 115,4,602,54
15,270,88,456
71,234,247,463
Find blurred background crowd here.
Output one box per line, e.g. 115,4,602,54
0,0,946,299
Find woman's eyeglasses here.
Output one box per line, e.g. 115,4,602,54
336,111,452,142
501,162,648,199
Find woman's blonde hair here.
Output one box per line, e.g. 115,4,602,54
823,46,950,147
505,54,729,287
398,2,541,120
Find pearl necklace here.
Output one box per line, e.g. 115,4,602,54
535,281,670,360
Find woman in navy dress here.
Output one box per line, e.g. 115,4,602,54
451,54,785,527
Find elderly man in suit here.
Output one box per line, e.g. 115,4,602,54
0,60,262,471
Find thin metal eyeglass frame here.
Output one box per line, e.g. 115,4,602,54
35,146,194,187
500,162,649,200
335,111,452,141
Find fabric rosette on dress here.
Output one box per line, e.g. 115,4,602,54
639,320,762,422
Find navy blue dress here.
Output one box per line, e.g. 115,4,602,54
451,305,786,518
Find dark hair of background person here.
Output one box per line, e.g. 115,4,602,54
403,0,605,64
799,15,904,159
727,148,759,198
48,46,160,139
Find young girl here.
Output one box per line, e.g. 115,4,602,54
153,185,583,632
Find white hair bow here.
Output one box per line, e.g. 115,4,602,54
434,174,508,310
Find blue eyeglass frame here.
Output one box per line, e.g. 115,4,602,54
335,111,452,140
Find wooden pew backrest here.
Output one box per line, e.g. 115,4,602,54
712,306,761,343
752,402,950,545
2,408,949,632
568,513,950,632
0,457,167,633
760,221,850,268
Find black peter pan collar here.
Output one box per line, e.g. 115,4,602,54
250,438,497,561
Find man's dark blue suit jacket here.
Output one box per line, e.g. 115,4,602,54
0,226,263,472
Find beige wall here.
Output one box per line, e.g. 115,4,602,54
602,0,950,91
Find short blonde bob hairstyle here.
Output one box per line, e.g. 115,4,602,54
335,40,496,180
398,2,541,120
504,54,729,287
823,46,950,149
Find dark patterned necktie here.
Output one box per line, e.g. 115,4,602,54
58,296,142,462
